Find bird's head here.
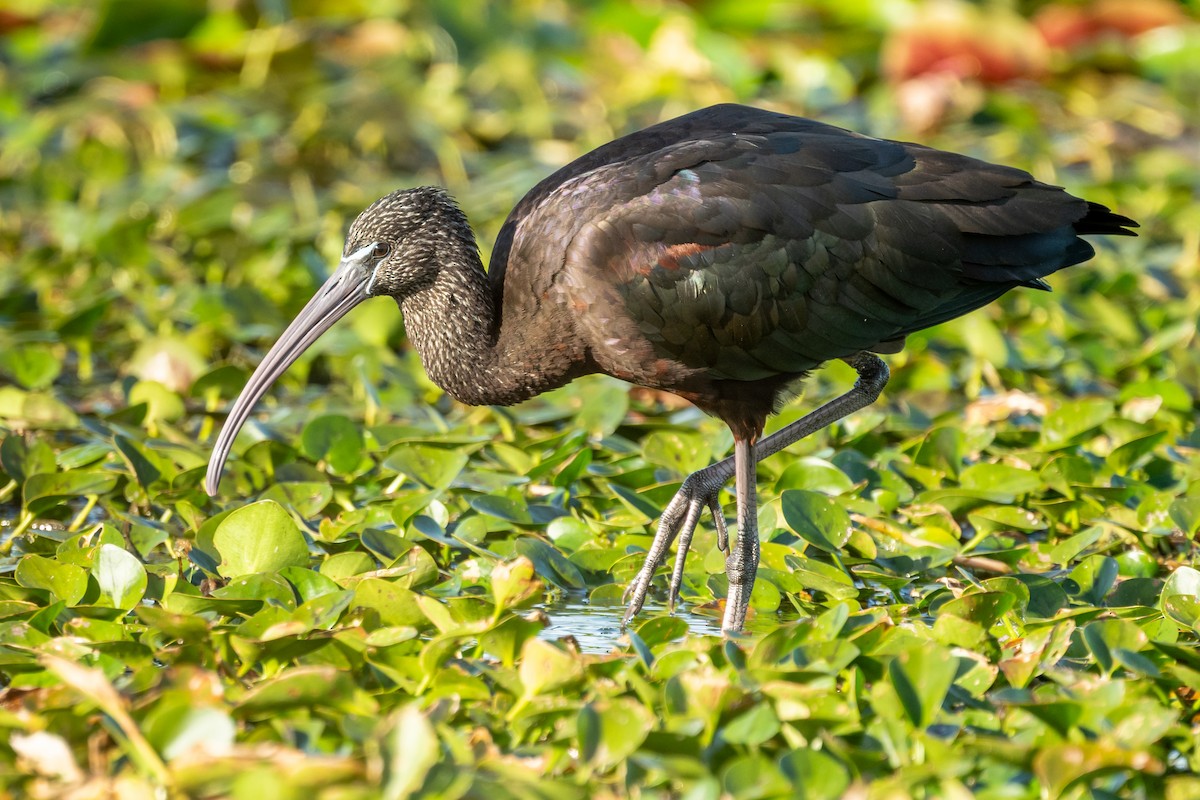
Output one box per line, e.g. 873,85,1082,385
204,187,460,496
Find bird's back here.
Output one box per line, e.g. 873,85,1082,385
489,105,1135,423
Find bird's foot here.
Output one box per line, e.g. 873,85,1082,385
621,461,733,628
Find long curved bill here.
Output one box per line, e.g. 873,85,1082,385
205,251,376,496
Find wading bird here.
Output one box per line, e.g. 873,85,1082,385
205,104,1135,632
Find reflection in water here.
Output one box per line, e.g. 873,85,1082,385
538,595,789,653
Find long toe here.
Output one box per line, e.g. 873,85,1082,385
624,461,735,627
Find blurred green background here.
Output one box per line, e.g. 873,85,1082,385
2,1,1200,798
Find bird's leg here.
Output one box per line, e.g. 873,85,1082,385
723,435,759,632
622,458,733,624
622,351,890,630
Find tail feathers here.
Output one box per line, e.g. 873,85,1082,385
1075,201,1138,236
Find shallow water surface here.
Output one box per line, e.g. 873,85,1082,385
537,597,724,652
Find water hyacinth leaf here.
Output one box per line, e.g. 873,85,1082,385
236,665,362,715
1012,575,1070,618
294,590,354,631
300,414,364,475
1067,555,1119,606
1041,398,1114,446
1082,618,1147,675
92,544,147,610
382,705,439,799
0,434,56,484
353,578,427,628
781,489,852,552
259,482,334,518
888,645,956,728
957,463,1043,500
212,500,310,578
470,493,532,524
128,381,185,425
15,555,88,606
1169,497,1200,537
384,444,469,489
577,698,655,768
787,556,857,600
937,591,1016,629
0,387,78,429
113,435,166,489
571,377,629,436
491,556,542,611
215,573,297,608
158,707,237,761
776,456,857,494
635,615,689,648
0,343,61,390
642,430,710,476
24,470,118,515
778,748,851,800
513,537,585,589
1049,526,1103,566
1162,566,1200,631
721,702,781,746
280,565,341,601
518,638,583,697
478,614,543,667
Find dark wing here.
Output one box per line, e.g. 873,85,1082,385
547,106,1129,382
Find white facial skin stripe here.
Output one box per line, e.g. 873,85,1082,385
346,242,381,295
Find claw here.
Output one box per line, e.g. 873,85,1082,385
710,497,728,552
623,461,735,628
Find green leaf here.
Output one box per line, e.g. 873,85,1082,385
0,387,78,429
384,444,469,489
513,537,585,589
469,494,532,524
353,578,427,628
300,414,365,475
957,463,1043,500
0,343,61,390
0,433,56,485
236,665,364,714
576,698,655,768
15,555,88,606
24,470,119,515
381,705,440,799
1041,399,1114,446
212,500,310,578
888,645,956,728
937,591,1016,629
92,544,147,610
780,490,852,552
776,456,857,495
1066,555,1118,605
721,702,781,746
128,380,185,424
778,749,851,800
518,638,583,697
642,430,710,476
259,482,333,518
1162,566,1200,631
491,556,542,611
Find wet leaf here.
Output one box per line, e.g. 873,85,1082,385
781,489,852,552
300,414,365,475
213,500,310,578
92,544,147,610
16,555,88,606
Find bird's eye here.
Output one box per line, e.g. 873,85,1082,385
371,242,391,260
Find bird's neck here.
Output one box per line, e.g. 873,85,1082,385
398,229,589,407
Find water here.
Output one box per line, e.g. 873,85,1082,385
537,596,725,652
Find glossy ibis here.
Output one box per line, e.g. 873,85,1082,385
204,104,1136,632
